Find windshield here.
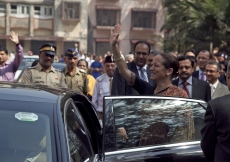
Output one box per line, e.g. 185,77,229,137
0,101,55,162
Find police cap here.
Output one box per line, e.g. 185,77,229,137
39,43,56,56
104,55,115,63
65,48,78,57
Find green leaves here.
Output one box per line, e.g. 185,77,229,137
161,0,230,53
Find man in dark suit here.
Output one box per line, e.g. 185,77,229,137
192,50,226,85
172,56,211,102
200,61,230,162
111,41,155,95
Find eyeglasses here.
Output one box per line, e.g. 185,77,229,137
205,70,219,74
134,52,148,56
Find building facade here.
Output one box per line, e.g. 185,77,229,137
0,0,88,55
88,0,165,55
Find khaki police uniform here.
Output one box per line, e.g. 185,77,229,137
63,67,89,93
21,63,67,88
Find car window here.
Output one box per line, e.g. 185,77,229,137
0,110,52,161
104,98,206,151
64,100,94,162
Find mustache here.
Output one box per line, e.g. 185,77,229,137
180,72,188,75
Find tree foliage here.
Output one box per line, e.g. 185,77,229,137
161,0,230,53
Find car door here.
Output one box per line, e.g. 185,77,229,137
63,98,98,162
102,96,207,162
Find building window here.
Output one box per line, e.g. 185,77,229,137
97,9,120,26
0,4,6,14
11,4,29,15
132,11,156,28
34,6,53,17
63,2,80,19
96,42,111,55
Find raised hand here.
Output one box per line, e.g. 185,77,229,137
110,24,121,47
9,31,19,45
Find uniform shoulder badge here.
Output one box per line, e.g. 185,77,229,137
97,74,106,82
28,66,36,69
79,69,86,74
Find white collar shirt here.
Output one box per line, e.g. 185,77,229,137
92,74,112,112
136,65,149,82
209,80,219,94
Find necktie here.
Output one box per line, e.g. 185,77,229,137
211,85,215,96
182,81,190,97
109,78,113,94
201,72,205,81
139,68,147,82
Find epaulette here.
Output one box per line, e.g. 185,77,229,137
79,69,86,74
97,74,106,82
28,66,36,69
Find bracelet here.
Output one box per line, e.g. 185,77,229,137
115,56,123,62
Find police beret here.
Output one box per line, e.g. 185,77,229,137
215,52,225,57
39,43,56,56
104,55,115,63
65,48,78,57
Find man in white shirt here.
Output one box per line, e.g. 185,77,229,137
205,61,229,99
92,55,116,119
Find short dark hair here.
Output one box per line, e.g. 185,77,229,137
178,56,195,68
0,46,8,54
134,41,150,54
159,53,179,78
184,49,196,56
77,59,88,67
198,50,212,59
150,50,160,56
206,60,221,71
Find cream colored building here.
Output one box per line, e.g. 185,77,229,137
0,0,88,55
88,0,164,55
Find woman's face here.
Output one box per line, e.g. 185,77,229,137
150,55,171,82
77,61,87,71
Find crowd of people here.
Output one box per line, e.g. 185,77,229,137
1,27,230,161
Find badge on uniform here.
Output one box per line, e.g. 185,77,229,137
55,78,59,80
35,77,41,79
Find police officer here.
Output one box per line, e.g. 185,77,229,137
21,43,67,88
63,48,89,94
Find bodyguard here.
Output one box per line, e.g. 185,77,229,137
21,43,67,88
63,48,89,94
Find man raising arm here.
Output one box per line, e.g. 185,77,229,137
0,31,23,81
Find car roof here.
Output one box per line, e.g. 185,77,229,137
0,82,67,103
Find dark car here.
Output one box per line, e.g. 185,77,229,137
102,96,207,162
0,82,208,162
16,62,66,82
0,82,102,162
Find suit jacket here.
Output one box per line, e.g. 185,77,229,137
212,82,229,99
192,70,226,85
172,77,211,102
201,94,230,162
111,61,155,95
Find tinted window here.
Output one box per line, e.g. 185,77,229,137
65,101,93,162
0,110,52,161
105,99,205,150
